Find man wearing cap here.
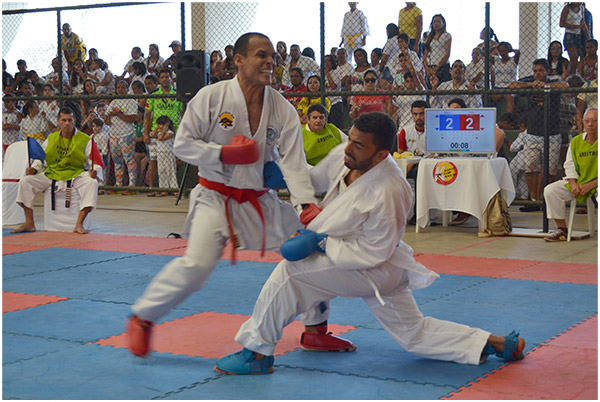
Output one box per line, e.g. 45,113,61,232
163,40,182,72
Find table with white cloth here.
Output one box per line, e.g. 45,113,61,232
394,157,422,177
415,157,515,232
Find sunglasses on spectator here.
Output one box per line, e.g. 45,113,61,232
550,46,561,50
364,78,377,83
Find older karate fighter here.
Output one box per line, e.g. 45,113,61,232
215,112,526,375
127,32,353,357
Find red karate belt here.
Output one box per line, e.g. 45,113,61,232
199,177,268,264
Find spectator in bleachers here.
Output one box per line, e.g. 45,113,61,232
11,59,29,94
277,41,291,67
84,48,98,72
2,94,21,153
543,107,597,242
283,67,307,109
560,2,589,75
347,48,371,93
423,14,452,86
298,75,331,126
339,2,370,62
131,80,147,109
576,76,597,132
391,71,425,130
302,47,316,60
336,48,354,90
466,47,487,90
90,118,109,191
106,80,139,194
281,44,319,88
302,104,347,166
215,45,237,81
396,33,426,87
398,2,423,55
70,58,87,95
145,44,165,76
20,100,48,145
86,59,106,91
210,50,223,76
547,41,570,82
61,23,86,69
81,79,103,118
491,41,520,113
578,38,598,82
430,60,482,109
508,59,568,204
39,83,58,133
509,117,531,200
121,46,145,80
133,105,148,187
477,27,500,58
127,62,149,93
45,58,69,91
349,70,392,120
19,81,34,101
144,75,158,94
377,24,400,76
97,59,115,95
3,59,14,93
163,40,182,71
143,69,182,196
324,54,344,129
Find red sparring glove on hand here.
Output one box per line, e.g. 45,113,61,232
300,203,322,226
221,135,260,164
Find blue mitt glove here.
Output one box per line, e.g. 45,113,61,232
263,161,287,189
281,229,327,261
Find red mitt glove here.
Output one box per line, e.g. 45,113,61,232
300,203,322,226
221,135,259,165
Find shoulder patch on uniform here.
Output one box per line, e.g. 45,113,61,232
219,112,235,130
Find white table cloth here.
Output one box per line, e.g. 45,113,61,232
416,157,515,231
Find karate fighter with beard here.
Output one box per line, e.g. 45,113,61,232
127,32,354,357
215,112,526,375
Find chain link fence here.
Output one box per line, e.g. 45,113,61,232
3,2,597,216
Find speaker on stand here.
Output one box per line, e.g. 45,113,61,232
174,50,210,205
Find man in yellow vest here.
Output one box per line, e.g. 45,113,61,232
302,104,347,166
543,107,598,241
12,107,103,234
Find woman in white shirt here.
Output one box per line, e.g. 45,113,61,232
422,14,452,86
491,41,520,114
144,44,165,76
20,101,48,145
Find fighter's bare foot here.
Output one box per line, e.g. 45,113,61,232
73,224,89,234
11,224,36,233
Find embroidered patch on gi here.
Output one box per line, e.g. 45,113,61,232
433,161,458,186
219,112,235,130
266,126,279,146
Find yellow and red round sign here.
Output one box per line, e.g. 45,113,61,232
433,161,458,185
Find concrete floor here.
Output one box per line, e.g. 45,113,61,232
10,191,598,266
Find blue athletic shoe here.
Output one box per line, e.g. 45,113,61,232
214,348,274,375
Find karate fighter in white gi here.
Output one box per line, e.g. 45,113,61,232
127,32,354,357
215,112,526,375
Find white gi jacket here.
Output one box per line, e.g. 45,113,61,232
307,145,438,292
173,76,318,250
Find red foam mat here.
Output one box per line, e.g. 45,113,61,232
96,312,355,358
445,316,598,400
3,291,69,313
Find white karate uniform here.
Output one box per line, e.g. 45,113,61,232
15,137,101,211
340,9,370,60
132,76,319,322
235,145,491,365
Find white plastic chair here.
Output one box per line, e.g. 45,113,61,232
567,196,596,242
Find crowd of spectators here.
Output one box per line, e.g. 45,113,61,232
2,3,597,205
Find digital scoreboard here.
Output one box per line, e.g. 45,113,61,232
425,108,497,154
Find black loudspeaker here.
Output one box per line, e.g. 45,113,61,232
175,50,210,102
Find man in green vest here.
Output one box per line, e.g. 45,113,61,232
12,107,102,234
543,107,598,241
302,104,347,166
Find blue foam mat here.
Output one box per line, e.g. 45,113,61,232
2,247,598,400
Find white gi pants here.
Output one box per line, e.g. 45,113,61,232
15,171,98,211
131,186,323,324
544,179,575,220
235,254,490,365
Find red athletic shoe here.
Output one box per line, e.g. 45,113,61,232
300,325,357,352
127,315,153,357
